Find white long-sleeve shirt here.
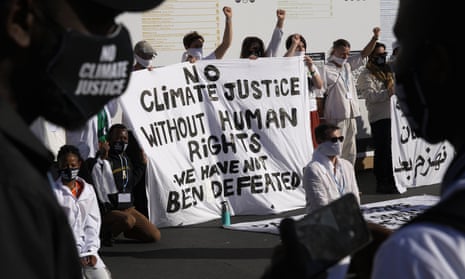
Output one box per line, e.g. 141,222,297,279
302,149,360,214
53,176,106,269
372,174,465,279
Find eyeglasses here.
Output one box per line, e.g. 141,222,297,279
329,136,344,143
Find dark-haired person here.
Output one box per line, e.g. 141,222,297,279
0,0,164,276
90,124,161,246
302,123,360,214
239,9,286,59
372,0,465,277
264,1,465,278
54,145,111,279
181,6,232,63
357,42,398,194
284,33,323,147
321,27,380,166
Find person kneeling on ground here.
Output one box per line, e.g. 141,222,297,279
89,123,161,246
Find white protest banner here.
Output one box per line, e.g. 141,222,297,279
391,95,454,193
225,195,439,234
360,194,439,230
120,57,312,227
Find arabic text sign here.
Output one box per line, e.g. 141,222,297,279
391,96,454,193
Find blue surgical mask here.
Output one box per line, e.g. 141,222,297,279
60,167,80,182
294,51,305,57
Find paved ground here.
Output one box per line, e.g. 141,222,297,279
100,169,441,279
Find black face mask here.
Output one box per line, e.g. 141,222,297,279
60,167,80,182
373,54,387,66
111,141,128,154
14,11,134,130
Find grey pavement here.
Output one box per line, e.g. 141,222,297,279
100,169,441,279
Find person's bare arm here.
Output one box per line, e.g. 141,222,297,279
360,27,381,58
213,6,232,59
305,56,323,90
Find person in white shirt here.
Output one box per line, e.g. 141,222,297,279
303,123,360,213
239,9,286,59
371,0,465,278
284,33,323,148
321,28,380,165
53,144,111,279
181,6,232,63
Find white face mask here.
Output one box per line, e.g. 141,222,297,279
186,48,203,60
294,51,305,57
331,55,347,66
317,141,342,156
134,54,152,68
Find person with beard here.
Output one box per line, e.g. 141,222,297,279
302,123,360,214
53,145,111,279
90,124,161,247
0,0,164,277
357,42,398,194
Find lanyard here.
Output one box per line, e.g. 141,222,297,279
118,154,129,191
330,164,345,196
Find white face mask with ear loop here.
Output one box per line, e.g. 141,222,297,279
134,54,152,68
331,55,348,65
186,48,203,60
317,141,342,156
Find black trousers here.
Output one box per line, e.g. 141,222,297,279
370,118,395,188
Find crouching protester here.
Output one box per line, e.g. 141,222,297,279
89,124,161,247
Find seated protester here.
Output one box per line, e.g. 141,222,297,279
89,123,161,246
303,123,360,214
126,130,149,218
53,145,111,279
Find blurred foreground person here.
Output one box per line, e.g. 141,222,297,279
372,0,465,278
0,0,164,277
263,0,465,277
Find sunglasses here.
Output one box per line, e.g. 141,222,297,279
330,136,344,143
